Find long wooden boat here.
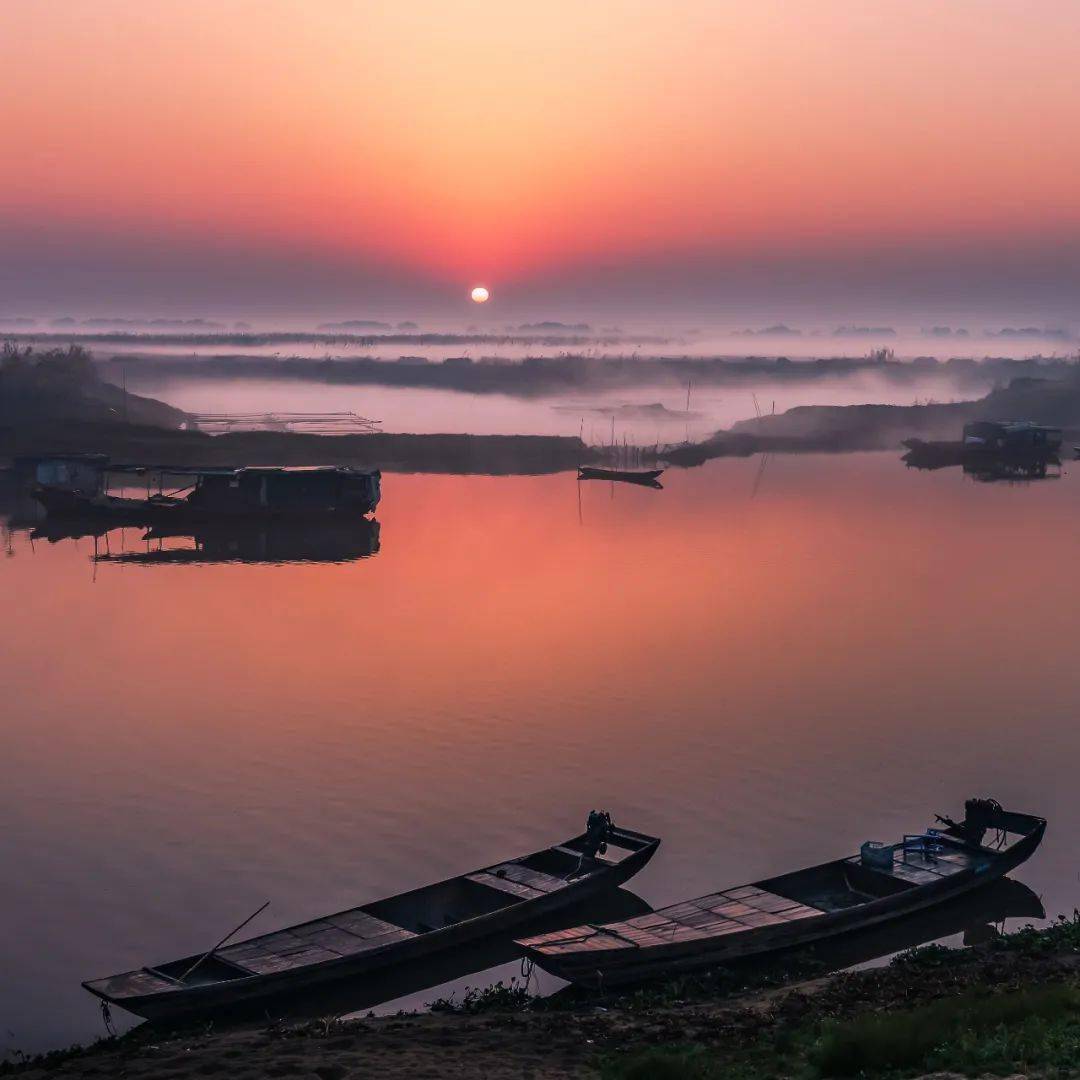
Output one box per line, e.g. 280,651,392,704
577,467,664,486
517,800,1044,989
83,821,659,1020
195,887,655,1026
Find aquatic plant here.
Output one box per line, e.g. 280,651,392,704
427,977,535,1014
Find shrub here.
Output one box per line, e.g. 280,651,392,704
812,984,1080,1077
601,1045,717,1080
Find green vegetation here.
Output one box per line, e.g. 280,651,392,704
600,985,1080,1079
1,342,97,394
600,916,1080,1079
600,1046,719,1080
889,910,1080,971
813,984,1080,1077
0,342,185,428
428,977,534,1014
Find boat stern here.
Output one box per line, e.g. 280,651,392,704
82,967,185,1014
515,923,622,985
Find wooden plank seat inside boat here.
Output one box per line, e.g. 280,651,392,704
467,844,602,901
468,859,578,899
530,886,823,955
214,911,415,976
188,872,558,980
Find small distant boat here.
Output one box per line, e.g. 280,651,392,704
83,817,659,1021
577,466,664,486
517,799,1044,989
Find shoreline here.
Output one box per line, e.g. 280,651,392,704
1,424,599,476
8,914,1080,1079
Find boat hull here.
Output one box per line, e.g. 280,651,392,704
31,486,184,523
520,815,1044,989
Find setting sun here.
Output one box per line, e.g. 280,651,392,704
470,286,490,303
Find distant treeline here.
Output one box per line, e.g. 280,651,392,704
109,350,1080,398
0,343,185,428
1,330,650,349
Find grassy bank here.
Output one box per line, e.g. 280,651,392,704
600,915,1080,1079
9,914,1080,1079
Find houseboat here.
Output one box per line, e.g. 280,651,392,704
33,465,381,522
962,420,1063,452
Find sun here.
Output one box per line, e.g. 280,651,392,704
470,286,490,303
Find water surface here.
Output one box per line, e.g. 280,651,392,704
1,453,1077,1052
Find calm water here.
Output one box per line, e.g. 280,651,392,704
2,452,1078,1053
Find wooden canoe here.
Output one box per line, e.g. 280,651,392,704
83,822,659,1021
517,801,1044,989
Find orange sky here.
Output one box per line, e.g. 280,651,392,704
3,1,1080,314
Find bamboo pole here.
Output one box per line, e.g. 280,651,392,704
178,901,270,984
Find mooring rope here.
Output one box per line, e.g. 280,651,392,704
100,1000,116,1038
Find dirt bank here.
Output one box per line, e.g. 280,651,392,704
10,917,1080,1079
664,375,1080,463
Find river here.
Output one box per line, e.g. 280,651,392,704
1,452,1076,1053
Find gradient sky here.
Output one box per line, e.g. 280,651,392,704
3,1,1080,319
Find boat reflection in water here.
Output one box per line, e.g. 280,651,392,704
963,456,1060,484
31,517,381,566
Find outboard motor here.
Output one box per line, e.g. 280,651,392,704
583,810,614,858
937,797,1004,845
960,798,1005,845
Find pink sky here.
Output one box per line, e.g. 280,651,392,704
3,1,1080,319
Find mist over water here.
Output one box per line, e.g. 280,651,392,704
137,370,978,441
45,318,1038,441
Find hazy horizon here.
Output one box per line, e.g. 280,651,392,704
4,2,1080,323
